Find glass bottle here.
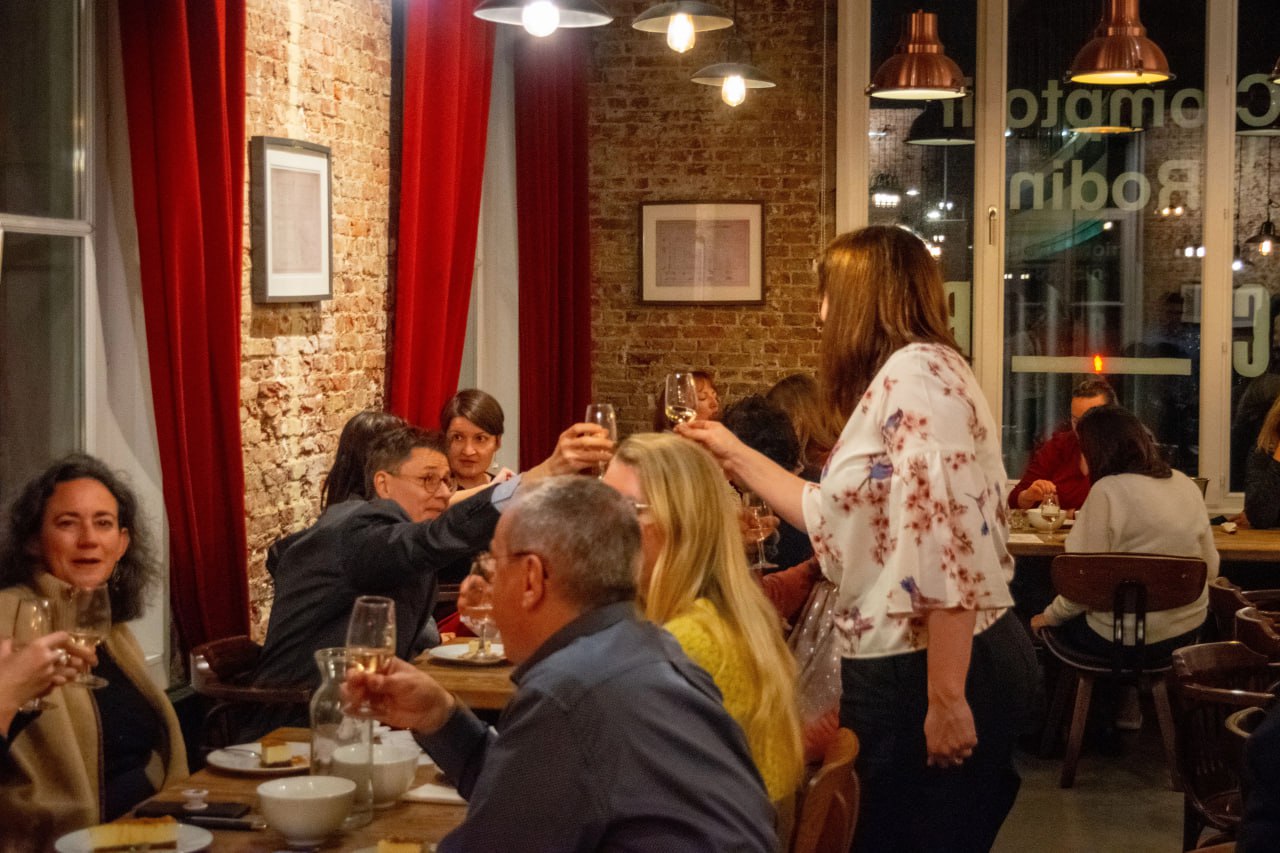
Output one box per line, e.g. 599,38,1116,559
310,646,373,828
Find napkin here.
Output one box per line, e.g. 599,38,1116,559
1008,533,1045,544
404,780,466,805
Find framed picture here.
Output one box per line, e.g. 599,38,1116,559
639,201,764,304
250,136,332,303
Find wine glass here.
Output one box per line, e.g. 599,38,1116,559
459,553,502,662
1039,493,1062,534
345,595,396,718
741,491,778,571
58,585,111,689
664,372,698,427
12,598,57,710
584,403,618,477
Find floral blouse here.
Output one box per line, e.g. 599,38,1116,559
802,343,1015,659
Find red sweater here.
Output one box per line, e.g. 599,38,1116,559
1008,429,1092,510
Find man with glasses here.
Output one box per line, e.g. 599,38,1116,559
1009,377,1116,512
344,477,776,851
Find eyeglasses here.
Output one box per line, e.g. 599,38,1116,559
393,471,455,493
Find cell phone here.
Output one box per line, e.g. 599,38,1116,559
134,801,250,819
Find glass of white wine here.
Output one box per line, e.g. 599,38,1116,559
584,403,618,477
13,598,57,710
460,553,502,662
1039,493,1062,535
664,372,698,427
344,595,396,718
60,584,111,689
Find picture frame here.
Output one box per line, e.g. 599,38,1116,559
639,201,764,304
250,136,332,303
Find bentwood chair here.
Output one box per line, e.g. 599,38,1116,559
1207,578,1280,641
1038,553,1207,789
790,727,860,853
190,635,311,754
1171,642,1279,850
1234,607,1280,660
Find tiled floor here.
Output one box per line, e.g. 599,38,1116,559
994,722,1184,852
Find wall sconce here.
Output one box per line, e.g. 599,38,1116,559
866,11,966,101
474,0,613,37
633,1,732,54
1067,0,1172,86
691,32,774,107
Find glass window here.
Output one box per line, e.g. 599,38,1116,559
867,1,976,356
1001,0,1205,478
0,1,82,220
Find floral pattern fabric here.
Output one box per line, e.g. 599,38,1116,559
802,343,1015,659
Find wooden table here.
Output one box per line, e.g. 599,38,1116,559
1006,527,1280,562
139,728,467,850
413,641,516,711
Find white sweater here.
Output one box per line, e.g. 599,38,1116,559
1043,470,1218,643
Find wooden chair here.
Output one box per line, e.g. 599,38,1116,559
1226,705,1269,807
1207,578,1280,641
1234,607,1280,660
1171,642,1278,850
1038,553,1207,789
190,635,311,753
790,727,860,853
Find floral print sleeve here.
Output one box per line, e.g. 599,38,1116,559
802,343,1015,658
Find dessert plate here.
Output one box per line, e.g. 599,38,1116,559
206,740,310,775
55,824,212,853
427,643,506,666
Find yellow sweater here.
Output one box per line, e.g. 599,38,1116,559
665,598,797,802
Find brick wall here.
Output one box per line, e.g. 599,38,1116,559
241,0,392,637
588,0,837,436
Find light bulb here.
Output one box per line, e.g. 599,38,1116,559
721,74,746,107
1262,238,1274,256
667,13,695,53
522,1,559,37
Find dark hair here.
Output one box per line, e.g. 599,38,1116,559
0,454,159,622
439,389,504,437
364,426,447,495
651,371,718,432
818,226,956,418
1075,405,1171,481
720,395,801,471
321,410,406,509
1071,377,1117,405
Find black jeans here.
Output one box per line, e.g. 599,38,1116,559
840,611,1041,853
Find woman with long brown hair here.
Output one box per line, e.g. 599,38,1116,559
682,226,1037,852
1245,393,1280,529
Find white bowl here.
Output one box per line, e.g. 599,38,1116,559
332,743,420,808
1026,507,1062,532
257,775,355,845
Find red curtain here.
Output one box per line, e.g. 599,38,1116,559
388,0,495,428
514,32,594,465
118,0,249,649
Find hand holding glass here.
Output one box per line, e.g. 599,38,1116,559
584,403,618,477
664,372,698,427
459,553,502,662
742,491,778,571
345,596,396,717
12,598,57,710
58,585,111,689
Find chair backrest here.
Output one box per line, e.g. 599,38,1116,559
790,728,860,853
1226,704,1270,806
1235,607,1280,659
1050,553,1208,614
190,635,262,694
1209,577,1249,640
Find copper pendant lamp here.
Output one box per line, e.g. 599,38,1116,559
866,10,966,101
1067,0,1172,86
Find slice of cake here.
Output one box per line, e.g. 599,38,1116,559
377,838,424,853
87,815,178,850
259,735,293,768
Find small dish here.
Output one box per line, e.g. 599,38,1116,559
55,824,212,853
206,740,310,775
427,643,507,666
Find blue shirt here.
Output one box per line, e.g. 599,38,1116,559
419,602,779,852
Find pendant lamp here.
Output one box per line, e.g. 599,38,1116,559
691,32,774,107
1246,143,1277,257
474,0,613,38
906,100,974,146
866,10,966,101
633,1,733,54
1271,56,1280,85
1067,0,1172,86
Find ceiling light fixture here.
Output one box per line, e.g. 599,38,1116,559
1271,56,1280,86
1067,0,1172,86
1246,142,1277,257
906,100,974,145
691,26,774,107
866,10,966,101
473,0,613,37
633,2,732,54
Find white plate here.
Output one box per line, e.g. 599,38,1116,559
351,845,438,853
206,740,310,775
427,643,507,666
56,824,212,853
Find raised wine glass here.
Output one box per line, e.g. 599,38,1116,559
664,372,698,427
58,584,111,689
584,403,618,477
344,595,396,718
741,491,778,571
459,552,502,662
12,598,57,710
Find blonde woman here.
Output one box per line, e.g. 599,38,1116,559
603,433,803,806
